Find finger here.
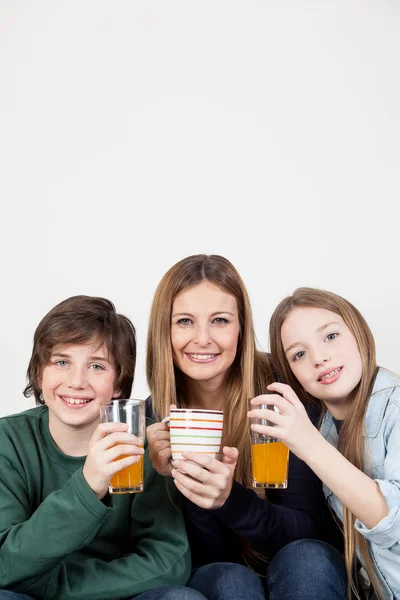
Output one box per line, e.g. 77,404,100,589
108,443,144,462
109,454,141,476
98,431,143,451
92,422,128,442
147,429,171,445
170,404,177,411
171,467,213,494
172,478,210,508
266,382,302,406
180,452,226,474
248,408,284,426
250,393,283,407
172,460,213,484
147,422,170,435
221,446,238,466
250,423,283,439
249,395,290,414
152,439,171,455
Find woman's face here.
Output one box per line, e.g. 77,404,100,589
171,281,241,388
281,306,363,417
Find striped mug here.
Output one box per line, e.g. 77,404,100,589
162,408,223,460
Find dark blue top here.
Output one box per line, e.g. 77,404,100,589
146,396,342,567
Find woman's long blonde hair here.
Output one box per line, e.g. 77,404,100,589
269,287,380,599
147,254,273,490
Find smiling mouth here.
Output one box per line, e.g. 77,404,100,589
186,353,218,361
318,367,343,382
60,396,94,405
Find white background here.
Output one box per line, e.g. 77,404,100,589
1,1,399,417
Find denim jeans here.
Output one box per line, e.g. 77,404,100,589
135,587,206,600
267,539,347,600
187,539,346,600
188,562,265,600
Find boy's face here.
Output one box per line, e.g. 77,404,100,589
40,339,119,435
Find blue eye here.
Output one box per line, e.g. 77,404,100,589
55,360,68,367
90,364,105,371
326,333,338,342
213,317,228,324
293,351,305,361
177,318,192,325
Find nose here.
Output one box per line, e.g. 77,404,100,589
67,366,86,389
311,347,330,368
194,324,212,347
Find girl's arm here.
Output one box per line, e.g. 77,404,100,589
249,382,389,530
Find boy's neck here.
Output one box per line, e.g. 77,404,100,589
48,416,97,457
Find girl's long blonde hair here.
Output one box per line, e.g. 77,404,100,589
269,287,381,599
147,253,273,488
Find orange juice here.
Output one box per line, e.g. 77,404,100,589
251,441,289,488
110,446,144,494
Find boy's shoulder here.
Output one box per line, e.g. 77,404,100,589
0,405,47,434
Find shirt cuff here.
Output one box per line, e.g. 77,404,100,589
354,480,400,548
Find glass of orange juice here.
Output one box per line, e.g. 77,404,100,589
249,402,289,489
100,399,145,494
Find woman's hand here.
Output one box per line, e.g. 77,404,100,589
83,422,144,500
247,382,321,462
146,404,177,476
171,446,238,509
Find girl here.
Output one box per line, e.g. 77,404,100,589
147,255,347,600
252,287,400,600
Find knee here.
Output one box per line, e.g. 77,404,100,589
189,563,264,599
267,540,346,599
157,587,206,600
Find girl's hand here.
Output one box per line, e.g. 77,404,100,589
83,422,144,500
171,446,238,509
248,382,321,462
146,404,176,476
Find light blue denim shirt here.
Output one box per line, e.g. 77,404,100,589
319,368,400,600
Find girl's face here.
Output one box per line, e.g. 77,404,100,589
281,306,363,417
171,281,240,388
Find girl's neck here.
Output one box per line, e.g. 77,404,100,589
184,377,225,411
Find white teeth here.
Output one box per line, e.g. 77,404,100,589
63,397,91,405
320,368,341,381
189,354,216,360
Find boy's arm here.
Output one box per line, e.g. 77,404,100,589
43,464,190,600
0,456,114,594
0,448,190,600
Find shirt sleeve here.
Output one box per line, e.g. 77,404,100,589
355,405,400,549
42,470,191,600
0,434,190,600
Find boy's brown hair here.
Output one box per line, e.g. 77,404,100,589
24,295,136,404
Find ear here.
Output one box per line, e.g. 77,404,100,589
113,389,122,399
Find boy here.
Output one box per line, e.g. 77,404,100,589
0,296,192,600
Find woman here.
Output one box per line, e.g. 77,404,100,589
146,255,346,600
254,287,400,599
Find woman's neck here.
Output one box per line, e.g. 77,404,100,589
184,377,225,411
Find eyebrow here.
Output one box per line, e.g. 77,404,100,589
284,321,341,354
51,352,110,363
171,311,236,318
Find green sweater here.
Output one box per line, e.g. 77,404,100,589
0,406,191,600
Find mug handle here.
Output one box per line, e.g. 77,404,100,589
161,416,170,425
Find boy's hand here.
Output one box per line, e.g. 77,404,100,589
83,422,144,500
